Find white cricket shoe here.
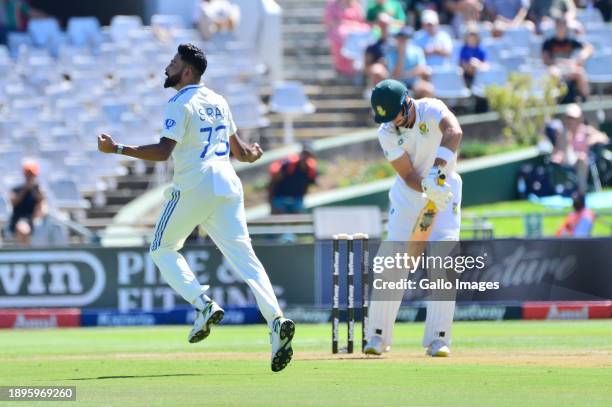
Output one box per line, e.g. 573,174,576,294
364,335,384,356
270,317,295,372
188,301,224,344
426,339,451,357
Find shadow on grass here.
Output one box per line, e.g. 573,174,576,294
60,372,256,381
64,373,203,381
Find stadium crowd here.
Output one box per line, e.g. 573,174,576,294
324,0,611,105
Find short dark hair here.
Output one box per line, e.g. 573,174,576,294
177,43,207,77
572,192,586,212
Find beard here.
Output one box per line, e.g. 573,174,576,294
164,71,182,88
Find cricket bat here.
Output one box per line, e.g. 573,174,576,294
406,174,446,263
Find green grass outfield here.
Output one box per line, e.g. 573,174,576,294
462,200,612,238
0,321,611,406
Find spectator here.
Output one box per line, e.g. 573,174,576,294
403,1,452,28
9,160,44,245
550,103,609,193
484,0,535,33
445,0,483,35
0,0,44,45
366,0,406,32
194,0,241,40
387,26,434,98
413,9,453,66
30,201,68,247
542,16,592,102
555,192,594,237
268,144,318,214
528,0,577,32
459,24,488,87
364,20,391,91
593,0,611,22
323,0,370,76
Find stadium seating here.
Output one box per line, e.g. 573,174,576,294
67,17,103,47
586,54,612,96
270,81,316,144
341,30,375,72
430,67,471,101
471,66,508,98
0,13,272,229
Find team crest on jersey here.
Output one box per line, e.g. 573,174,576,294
376,105,386,116
418,122,428,135
398,137,404,146
164,119,176,130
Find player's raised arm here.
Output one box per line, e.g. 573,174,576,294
229,132,263,163
97,133,177,161
435,111,463,168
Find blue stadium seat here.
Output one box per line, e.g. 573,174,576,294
471,66,508,97
151,14,185,31
341,30,375,72
430,67,471,100
67,17,102,47
28,18,63,47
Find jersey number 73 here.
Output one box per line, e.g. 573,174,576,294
200,125,230,158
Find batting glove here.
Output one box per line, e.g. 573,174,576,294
421,166,453,211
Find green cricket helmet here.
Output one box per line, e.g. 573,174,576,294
370,79,408,124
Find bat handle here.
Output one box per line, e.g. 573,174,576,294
437,173,446,186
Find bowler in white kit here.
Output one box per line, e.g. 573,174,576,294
97,43,294,372
364,79,463,357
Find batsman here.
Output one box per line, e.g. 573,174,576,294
364,79,462,357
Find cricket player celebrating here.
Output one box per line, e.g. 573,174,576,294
364,79,462,357
97,43,294,372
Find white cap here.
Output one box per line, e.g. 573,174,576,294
565,103,582,118
421,9,439,25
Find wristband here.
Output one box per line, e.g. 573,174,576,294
116,144,124,155
436,146,454,164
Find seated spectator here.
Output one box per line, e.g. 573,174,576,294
550,103,609,193
593,0,611,22
555,192,594,237
324,0,370,76
459,24,489,87
484,0,535,34
528,0,579,33
387,26,434,98
365,20,391,91
445,0,483,35
413,9,453,66
542,16,592,102
366,0,406,34
0,0,45,45
9,160,44,245
194,0,241,40
268,144,318,214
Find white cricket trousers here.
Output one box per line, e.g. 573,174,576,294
149,167,283,327
367,172,462,349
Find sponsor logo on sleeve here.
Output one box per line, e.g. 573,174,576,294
164,119,176,130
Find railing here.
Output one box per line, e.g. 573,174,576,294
3,209,610,248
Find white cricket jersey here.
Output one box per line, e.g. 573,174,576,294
160,84,238,191
377,97,457,204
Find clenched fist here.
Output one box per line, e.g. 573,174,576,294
98,133,116,154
